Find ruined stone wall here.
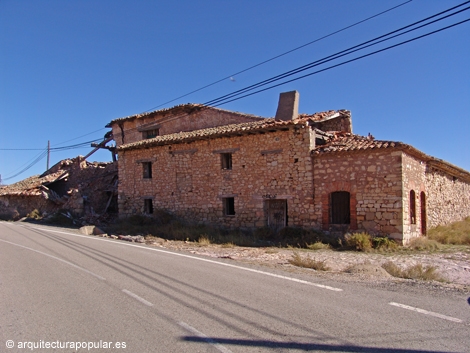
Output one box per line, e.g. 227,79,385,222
313,150,404,240
401,153,427,243
112,109,263,147
118,126,316,228
314,114,352,133
425,168,470,229
0,195,57,219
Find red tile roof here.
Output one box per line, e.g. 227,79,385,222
117,111,347,151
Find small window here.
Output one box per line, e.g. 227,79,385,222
143,162,152,179
221,153,232,170
223,197,235,216
410,190,416,224
144,199,153,214
330,191,350,224
144,129,159,139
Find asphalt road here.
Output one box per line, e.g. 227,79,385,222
0,221,469,353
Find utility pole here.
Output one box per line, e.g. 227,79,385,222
47,140,50,170
0,174,3,186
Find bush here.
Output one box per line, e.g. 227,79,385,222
288,252,330,271
307,242,330,250
382,261,445,281
427,217,470,245
346,232,372,252
373,237,398,251
27,209,42,220
408,237,440,251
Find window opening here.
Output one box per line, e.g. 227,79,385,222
223,197,235,216
144,129,159,139
420,191,426,234
144,199,153,214
143,162,152,179
330,191,350,224
221,153,232,170
410,190,416,224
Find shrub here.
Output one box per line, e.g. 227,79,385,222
373,237,398,251
288,252,330,271
408,237,440,251
197,236,211,245
346,232,372,252
307,242,330,250
427,217,470,245
382,261,445,281
27,209,42,220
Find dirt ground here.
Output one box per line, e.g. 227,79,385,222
147,237,470,291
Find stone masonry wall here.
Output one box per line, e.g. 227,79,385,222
425,167,470,229
401,153,426,243
118,125,316,228
112,109,262,147
313,149,404,240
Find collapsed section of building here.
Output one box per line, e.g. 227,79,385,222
107,91,470,244
0,157,118,222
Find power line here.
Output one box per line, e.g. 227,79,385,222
2,150,48,181
212,17,470,106
142,0,413,112
112,2,470,140
204,1,470,107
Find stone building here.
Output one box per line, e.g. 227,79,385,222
108,91,470,244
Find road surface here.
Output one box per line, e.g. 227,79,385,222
0,221,469,352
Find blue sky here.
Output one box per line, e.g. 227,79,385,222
1,0,469,185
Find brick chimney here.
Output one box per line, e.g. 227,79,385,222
275,91,299,121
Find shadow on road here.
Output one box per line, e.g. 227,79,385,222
182,337,460,353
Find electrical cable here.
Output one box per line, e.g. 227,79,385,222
211,17,470,106
204,1,470,107
143,0,413,112
2,150,48,181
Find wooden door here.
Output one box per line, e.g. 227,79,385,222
266,200,287,230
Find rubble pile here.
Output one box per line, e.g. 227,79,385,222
0,156,118,223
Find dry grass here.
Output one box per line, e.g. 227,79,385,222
221,242,235,248
288,252,330,271
408,237,440,251
428,217,470,245
345,232,372,252
197,236,211,245
382,261,445,282
307,242,330,250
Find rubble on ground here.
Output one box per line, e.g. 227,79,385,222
0,156,118,224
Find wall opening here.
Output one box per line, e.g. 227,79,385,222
144,129,160,139
410,190,416,224
220,153,232,170
142,162,152,179
223,197,235,216
330,191,350,224
265,199,287,231
420,191,426,235
144,198,153,214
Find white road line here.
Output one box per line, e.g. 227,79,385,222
13,223,343,291
0,239,106,281
179,322,233,353
389,302,463,323
122,289,154,307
